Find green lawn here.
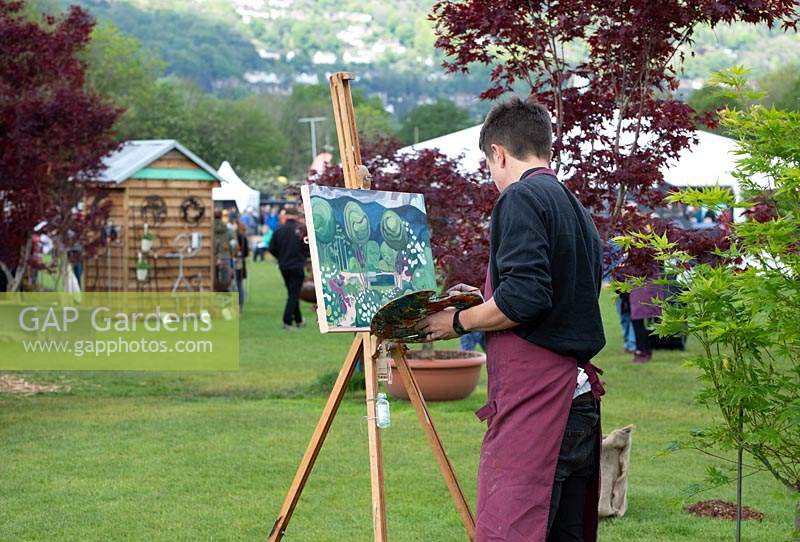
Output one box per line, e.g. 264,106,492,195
0,263,795,541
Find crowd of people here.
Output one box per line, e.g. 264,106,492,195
213,203,309,326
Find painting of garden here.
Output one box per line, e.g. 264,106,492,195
301,183,437,332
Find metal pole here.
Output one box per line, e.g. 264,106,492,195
310,121,317,160
298,117,327,163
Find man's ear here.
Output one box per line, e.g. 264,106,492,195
490,144,505,167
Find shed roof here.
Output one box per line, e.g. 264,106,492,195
96,140,223,184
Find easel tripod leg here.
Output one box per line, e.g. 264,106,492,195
267,335,364,542
361,332,389,541
391,347,476,541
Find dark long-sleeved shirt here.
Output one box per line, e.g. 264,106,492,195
268,219,307,271
489,168,606,363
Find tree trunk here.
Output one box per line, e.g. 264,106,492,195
794,494,799,541
736,444,743,542
736,408,744,542
0,236,33,292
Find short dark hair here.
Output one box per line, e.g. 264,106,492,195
478,97,552,161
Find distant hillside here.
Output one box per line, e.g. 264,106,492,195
65,1,800,112
679,22,800,84
71,0,262,91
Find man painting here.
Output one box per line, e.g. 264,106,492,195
420,97,606,542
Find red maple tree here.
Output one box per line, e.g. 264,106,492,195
431,0,798,278
0,2,121,290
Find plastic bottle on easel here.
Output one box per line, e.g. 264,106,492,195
375,393,391,429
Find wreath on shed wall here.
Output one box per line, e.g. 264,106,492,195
140,195,167,224
180,196,205,225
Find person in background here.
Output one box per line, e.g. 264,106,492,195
245,208,262,259
269,207,308,330
604,240,636,354
459,331,486,352
616,291,636,353
253,225,272,263
213,209,235,292
234,220,249,312
629,283,662,364
67,236,83,288
240,207,255,234
266,205,280,232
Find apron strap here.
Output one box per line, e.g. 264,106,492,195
583,362,605,401
475,401,497,422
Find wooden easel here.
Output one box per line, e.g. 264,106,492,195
267,72,476,542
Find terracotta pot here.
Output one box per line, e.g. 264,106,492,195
386,350,486,402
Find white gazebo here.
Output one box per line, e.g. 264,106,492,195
212,161,261,213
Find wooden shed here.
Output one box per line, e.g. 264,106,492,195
84,140,222,293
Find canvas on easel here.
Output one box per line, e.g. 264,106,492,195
301,183,437,332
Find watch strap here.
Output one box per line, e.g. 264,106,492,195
452,309,467,336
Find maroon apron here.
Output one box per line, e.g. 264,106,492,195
475,272,603,542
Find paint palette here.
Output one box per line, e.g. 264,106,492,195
370,290,484,342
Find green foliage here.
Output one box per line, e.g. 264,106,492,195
354,99,396,142
187,95,289,173
83,21,166,105
270,84,395,178
272,84,338,177
687,84,743,133
757,63,800,111
617,68,800,528
82,24,288,175
73,0,261,90
680,21,800,81
110,78,287,173
398,99,473,144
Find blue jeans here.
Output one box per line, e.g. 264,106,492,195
235,275,245,309
616,297,636,351
72,262,83,287
459,331,485,352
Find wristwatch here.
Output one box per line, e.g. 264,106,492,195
452,309,467,336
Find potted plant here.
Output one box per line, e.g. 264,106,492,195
135,256,150,282
315,141,496,401
141,224,154,252
385,347,486,401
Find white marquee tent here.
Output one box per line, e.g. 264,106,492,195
212,161,261,213
400,124,770,212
